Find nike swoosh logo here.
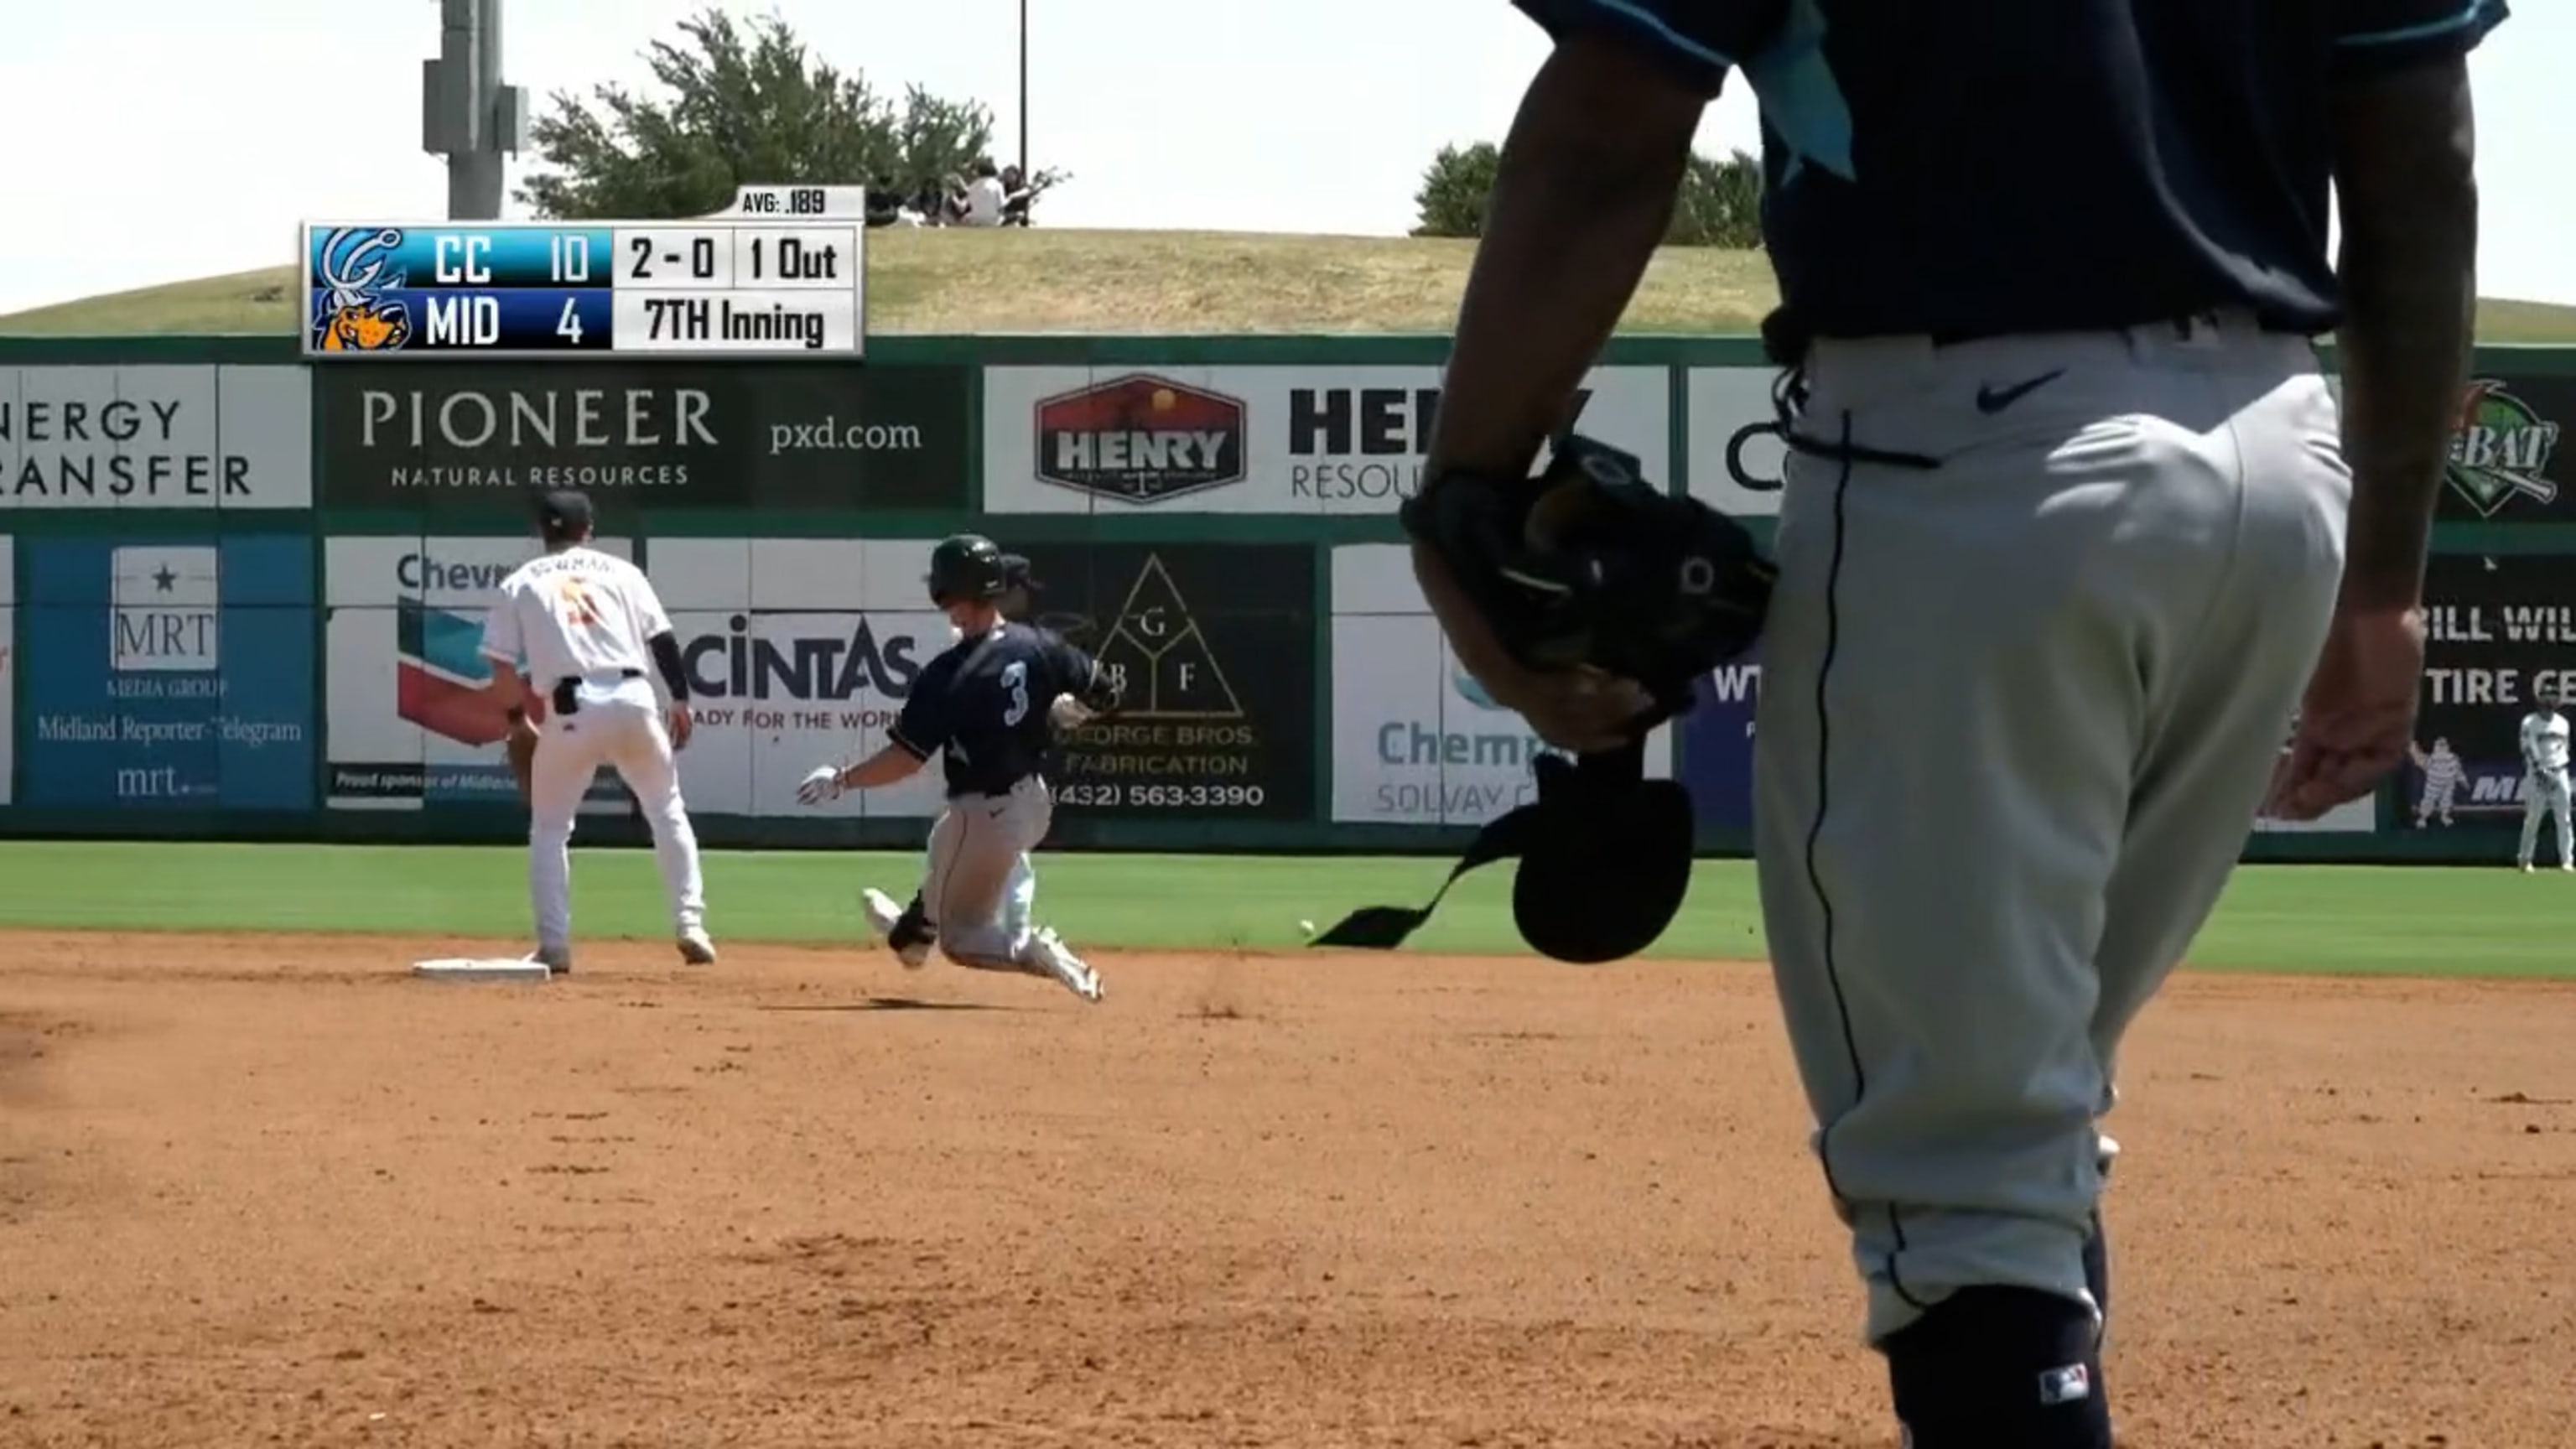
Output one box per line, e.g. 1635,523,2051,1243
1976,370,2065,415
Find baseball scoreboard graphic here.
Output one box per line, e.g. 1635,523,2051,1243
302,185,868,361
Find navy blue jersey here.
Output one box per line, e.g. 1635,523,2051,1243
889,623,1099,797
1512,0,2507,340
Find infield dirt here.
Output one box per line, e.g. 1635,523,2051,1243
1,932,2569,1447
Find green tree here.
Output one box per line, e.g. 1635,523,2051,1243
517,7,1068,221
1410,142,1763,248
1410,142,1504,240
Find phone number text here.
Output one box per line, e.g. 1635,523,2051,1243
1052,783,1268,810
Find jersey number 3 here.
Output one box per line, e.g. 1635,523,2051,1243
1001,660,1031,725
557,579,605,626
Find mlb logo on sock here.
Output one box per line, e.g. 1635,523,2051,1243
2038,1362,2092,1405
111,545,221,673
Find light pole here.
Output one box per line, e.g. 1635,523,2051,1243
1017,0,1030,177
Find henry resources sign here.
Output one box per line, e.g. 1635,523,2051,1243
979,366,1670,513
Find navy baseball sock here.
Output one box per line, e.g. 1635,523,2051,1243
891,895,935,949
1883,1287,2111,1448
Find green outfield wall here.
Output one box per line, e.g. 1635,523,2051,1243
0,333,2568,865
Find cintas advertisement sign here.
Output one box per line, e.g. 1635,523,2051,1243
316,363,971,513
641,538,958,818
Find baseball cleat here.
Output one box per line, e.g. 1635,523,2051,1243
861,888,932,968
529,945,573,975
1028,927,1104,1003
677,927,719,965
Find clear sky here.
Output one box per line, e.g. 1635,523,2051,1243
0,1,2565,314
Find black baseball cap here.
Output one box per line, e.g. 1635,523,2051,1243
537,489,595,540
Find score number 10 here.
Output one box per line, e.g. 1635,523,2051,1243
545,233,597,345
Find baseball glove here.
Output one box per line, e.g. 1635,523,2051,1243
506,717,540,802
1400,433,1773,731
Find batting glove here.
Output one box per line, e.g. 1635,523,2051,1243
797,764,845,806
1047,693,1096,731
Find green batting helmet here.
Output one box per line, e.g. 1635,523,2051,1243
927,533,1010,605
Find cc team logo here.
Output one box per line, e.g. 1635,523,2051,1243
310,226,415,354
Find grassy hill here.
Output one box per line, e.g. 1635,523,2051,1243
0,231,1762,338
8,228,2572,340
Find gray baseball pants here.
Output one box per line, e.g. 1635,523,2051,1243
1750,315,2350,1343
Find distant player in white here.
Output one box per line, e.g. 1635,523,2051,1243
480,490,715,969
2408,736,2462,827
2517,683,2573,872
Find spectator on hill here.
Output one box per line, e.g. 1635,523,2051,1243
961,159,1007,226
864,174,905,228
904,178,948,226
1000,164,1035,226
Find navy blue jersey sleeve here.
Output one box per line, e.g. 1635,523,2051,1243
2334,0,2506,77
1042,632,1100,701
889,655,954,759
1512,0,1791,96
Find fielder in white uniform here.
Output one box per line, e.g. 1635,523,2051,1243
478,490,714,971
2517,686,2572,871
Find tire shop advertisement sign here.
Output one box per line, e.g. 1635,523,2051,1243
978,366,1669,513
2398,553,2576,828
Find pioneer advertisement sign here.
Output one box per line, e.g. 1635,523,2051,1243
316,363,971,513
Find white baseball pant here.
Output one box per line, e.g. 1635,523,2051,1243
527,673,706,953
2520,768,2572,866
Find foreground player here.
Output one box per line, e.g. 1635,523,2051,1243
480,490,714,971
2518,684,2571,871
796,535,1110,1002
1407,2,2497,1444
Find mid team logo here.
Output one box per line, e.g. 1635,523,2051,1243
310,226,413,353
1032,374,1245,505
2445,379,2562,517
396,598,515,745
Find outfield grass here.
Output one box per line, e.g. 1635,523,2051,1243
6,229,2576,340
0,841,2563,979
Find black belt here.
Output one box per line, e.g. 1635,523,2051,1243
1929,310,2309,349
552,669,645,715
